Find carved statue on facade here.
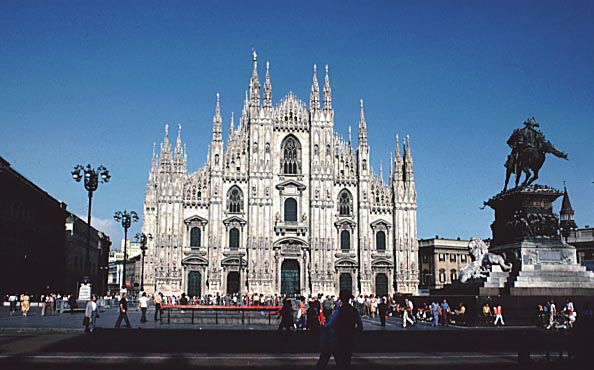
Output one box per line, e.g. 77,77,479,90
459,238,512,283
503,117,568,191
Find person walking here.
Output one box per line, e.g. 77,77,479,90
316,289,363,369
402,299,415,328
84,295,99,333
114,292,132,328
493,303,505,326
439,299,450,326
20,293,30,317
431,300,440,327
8,293,18,316
154,292,162,321
138,292,149,323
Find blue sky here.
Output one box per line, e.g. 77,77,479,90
1,0,593,247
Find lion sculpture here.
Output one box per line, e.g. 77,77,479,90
459,238,513,283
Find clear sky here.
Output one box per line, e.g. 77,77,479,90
1,0,593,248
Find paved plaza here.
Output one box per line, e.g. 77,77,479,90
0,305,585,369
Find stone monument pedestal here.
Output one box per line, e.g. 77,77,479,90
483,185,594,296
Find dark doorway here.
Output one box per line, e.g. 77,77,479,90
375,273,388,297
281,259,300,296
188,271,201,298
339,273,352,293
227,271,239,294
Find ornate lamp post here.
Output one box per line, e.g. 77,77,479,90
71,164,110,283
113,210,138,290
135,233,152,292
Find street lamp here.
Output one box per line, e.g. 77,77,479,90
113,210,138,290
71,164,110,283
135,233,153,292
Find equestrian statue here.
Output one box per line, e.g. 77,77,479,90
503,117,568,191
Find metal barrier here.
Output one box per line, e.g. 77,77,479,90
161,305,282,325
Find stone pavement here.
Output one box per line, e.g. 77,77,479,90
0,306,583,369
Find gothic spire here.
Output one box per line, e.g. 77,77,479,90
358,99,367,147
212,93,222,142
175,123,183,157
310,64,320,112
159,124,172,172
393,134,403,181
263,61,272,109
249,50,260,109
404,134,414,182
323,64,332,112
560,182,577,230
229,112,235,135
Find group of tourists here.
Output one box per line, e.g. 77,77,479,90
538,298,585,330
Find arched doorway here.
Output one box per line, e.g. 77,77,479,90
281,259,300,297
227,271,239,294
339,273,352,293
375,273,388,297
188,271,201,298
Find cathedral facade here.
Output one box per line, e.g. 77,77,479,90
141,53,419,298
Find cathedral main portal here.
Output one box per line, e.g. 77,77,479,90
281,259,300,297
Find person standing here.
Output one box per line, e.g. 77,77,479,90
322,295,334,323
114,292,132,328
482,303,492,326
278,299,294,333
378,298,389,327
316,289,363,369
439,299,450,326
84,295,99,333
20,293,30,317
153,292,162,321
138,292,149,323
546,299,557,330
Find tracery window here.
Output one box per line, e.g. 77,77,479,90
338,190,352,216
227,186,243,213
281,136,301,175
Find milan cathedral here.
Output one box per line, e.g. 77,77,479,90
141,52,419,297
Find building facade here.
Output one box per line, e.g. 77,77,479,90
65,213,111,296
418,237,471,290
141,54,419,297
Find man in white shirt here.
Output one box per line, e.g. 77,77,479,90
138,292,149,323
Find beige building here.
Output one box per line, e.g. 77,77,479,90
141,53,419,297
418,237,471,290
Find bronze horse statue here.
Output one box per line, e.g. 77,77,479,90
503,130,568,191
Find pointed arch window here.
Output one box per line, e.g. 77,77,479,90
376,231,386,252
284,198,298,223
340,230,350,252
338,190,352,216
190,227,201,248
227,186,243,213
281,136,301,175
